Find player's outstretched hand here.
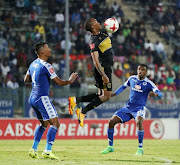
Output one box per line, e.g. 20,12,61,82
69,72,78,83
103,75,109,84
148,91,158,98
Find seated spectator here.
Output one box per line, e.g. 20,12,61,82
1,59,10,78
34,22,46,41
111,1,120,14
168,21,175,37
17,48,27,67
166,67,176,85
172,62,180,75
174,73,180,90
9,47,17,66
55,10,64,25
4,11,13,24
158,79,169,91
0,34,8,58
144,40,154,51
71,10,81,25
16,0,25,11
34,29,41,42
49,24,58,43
116,31,125,45
154,40,167,61
0,10,7,22
160,24,169,42
114,64,123,78
7,77,19,89
28,11,38,27
157,65,167,83
147,65,155,81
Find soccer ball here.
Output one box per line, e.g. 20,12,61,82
104,18,119,33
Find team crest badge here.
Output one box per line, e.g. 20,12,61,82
90,43,95,49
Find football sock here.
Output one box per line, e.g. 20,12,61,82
45,125,58,151
76,93,97,103
137,130,144,148
108,128,114,146
32,125,46,150
81,96,103,114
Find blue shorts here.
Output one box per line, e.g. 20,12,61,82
113,106,146,123
30,96,58,121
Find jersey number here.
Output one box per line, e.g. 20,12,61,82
32,71,36,86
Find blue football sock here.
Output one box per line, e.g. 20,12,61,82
45,126,58,151
32,125,46,150
107,128,114,146
137,130,144,148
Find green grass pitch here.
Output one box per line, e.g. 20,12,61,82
0,139,180,165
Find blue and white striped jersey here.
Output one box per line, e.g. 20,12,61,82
27,58,57,98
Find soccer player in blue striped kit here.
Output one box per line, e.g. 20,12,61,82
24,41,78,160
101,64,163,155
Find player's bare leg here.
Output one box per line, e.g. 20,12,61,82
29,120,49,159
42,117,60,160
101,116,122,154
136,116,144,155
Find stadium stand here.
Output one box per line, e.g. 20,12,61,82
0,0,179,117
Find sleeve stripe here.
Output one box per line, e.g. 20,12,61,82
147,79,159,92
39,60,57,79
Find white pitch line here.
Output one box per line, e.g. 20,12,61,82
144,155,173,165
122,153,173,165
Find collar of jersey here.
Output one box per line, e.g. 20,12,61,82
136,75,147,81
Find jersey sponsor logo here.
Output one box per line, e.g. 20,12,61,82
132,87,143,92
90,43,95,49
98,37,112,53
135,85,141,89
49,68,54,74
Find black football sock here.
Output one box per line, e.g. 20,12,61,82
76,93,97,103
81,96,103,114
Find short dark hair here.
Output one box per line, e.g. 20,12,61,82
139,64,148,70
84,18,93,32
34,41,47,54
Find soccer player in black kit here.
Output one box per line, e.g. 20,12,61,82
68,18,114,127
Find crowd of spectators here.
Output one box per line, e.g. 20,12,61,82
0,0,179,97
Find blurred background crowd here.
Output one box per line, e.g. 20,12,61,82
0,0,180,115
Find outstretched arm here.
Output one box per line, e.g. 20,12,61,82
52,72,78,86
111,85,127,97
148,90,163,98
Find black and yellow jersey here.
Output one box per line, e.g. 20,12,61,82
89,29,113,67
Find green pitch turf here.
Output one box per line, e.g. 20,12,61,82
0,139,180,165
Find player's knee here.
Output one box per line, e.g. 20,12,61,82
103,94,111,102
55,121,60,128
109,119,116,128
51,118,60,128
136,119,143,128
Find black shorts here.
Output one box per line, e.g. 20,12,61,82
93,66,112,91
